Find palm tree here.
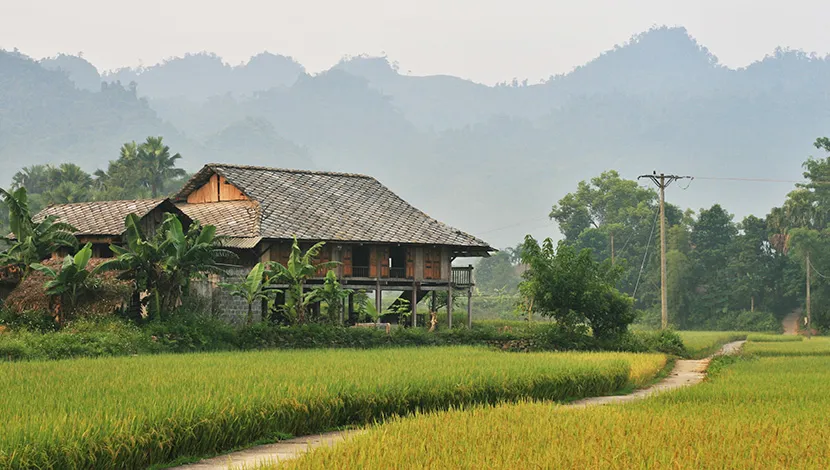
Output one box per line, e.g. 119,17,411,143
0,187,78,270
267,237,338,324
138,137,186,198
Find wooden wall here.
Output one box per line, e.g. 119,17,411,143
187,174,249,204
260,240,454,281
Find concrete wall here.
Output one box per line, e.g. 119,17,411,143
190,268,262,324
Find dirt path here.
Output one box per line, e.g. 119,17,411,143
783,310,801,335
171,341,746,470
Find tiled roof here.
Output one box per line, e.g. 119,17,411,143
175,164,492,249
35,199,173,236
176,201,261,238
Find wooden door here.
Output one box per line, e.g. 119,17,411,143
342,246,353,277
369,247,378,278
405,247,415,279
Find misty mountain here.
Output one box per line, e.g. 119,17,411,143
40,53,102,92
4,26,830,248
104,52,305,101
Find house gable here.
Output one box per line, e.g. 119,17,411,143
186,174,249,204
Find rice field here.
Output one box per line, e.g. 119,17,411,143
676,331,748,358
0,347,665,469
279,339,830,469
746,333,804,342
745,336,830,356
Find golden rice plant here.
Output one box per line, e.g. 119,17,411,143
0,347,664,469
676,331,748,358
281,340,830,470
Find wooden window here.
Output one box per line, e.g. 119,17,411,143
424,247,441,280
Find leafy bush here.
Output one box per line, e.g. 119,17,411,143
0,318,158,360
142,310,238,353
719,310,781,332
630,330,687,356
0,307,58,333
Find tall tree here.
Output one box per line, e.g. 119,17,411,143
137,136,186,198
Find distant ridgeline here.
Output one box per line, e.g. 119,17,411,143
4,25,830,246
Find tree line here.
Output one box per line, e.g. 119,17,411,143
477,137,830,332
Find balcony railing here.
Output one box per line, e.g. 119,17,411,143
389,267,407,279
352,266,370,277
452,266,474,286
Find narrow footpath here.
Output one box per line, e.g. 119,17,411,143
783,310,800,335
173,340,746,470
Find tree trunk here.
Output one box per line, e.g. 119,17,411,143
246,303,253,326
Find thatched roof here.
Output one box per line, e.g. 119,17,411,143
175,164,493,253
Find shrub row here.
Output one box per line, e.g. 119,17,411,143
0,313,688,361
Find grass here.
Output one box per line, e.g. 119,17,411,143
0,346,665,469
746,333,804,342
676,331,748,358
279,339,830,469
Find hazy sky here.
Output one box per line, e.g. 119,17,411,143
3,0,829,84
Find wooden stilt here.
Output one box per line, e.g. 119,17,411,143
411,283,418,327
467,286,472,328
447,286,453,329
375,280,382,322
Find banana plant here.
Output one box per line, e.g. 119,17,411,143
96,213,235,321
267,237,338,324
315,270,352,324
0,187,77,271
221,262,275,325
31,243,94,325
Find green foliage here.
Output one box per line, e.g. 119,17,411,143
0,187,78,270
314,270,352,324
95,213,234,320
266,237,338,325
220,262,273,325
475,250,521,293
0,318,158,361
30,243,95,324
519,236,635,339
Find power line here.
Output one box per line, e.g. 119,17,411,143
632,206,660,299
809,258,830,280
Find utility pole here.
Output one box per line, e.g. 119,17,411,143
806,252,812,339
638,172,691,330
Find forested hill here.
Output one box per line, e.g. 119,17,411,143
4,26,830,247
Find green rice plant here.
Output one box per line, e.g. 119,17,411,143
745,336,830,356
676,331,748,358
746,333,804,343
0,347,665,469
281,340,830,469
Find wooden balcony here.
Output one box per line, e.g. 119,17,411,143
451,266,474,287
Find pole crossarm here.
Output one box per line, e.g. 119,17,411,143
637,173,692,188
